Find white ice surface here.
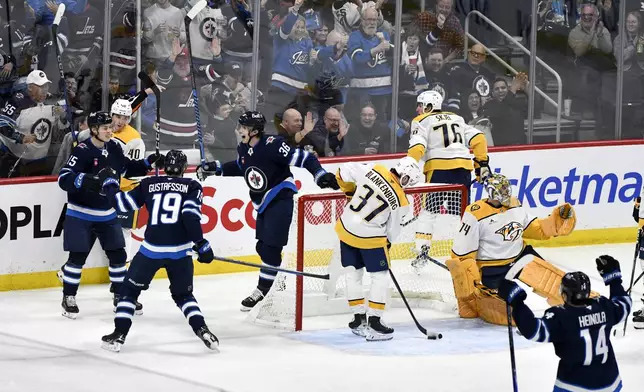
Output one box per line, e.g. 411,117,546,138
1,244,644,392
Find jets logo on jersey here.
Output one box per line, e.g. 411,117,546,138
178,94,195,108
31,119,52,144
266,136,275,144
429,82,446,99
76,18,96,35
495,222,523,242
200,17,217,40
245,167,267,192
473,75,491,97
290,51,310,66
368,51,387,68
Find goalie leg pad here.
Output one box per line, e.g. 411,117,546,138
346,267,365,314
367,270,389,318
539,203,577,238
447,258,481,318
518,256,565,306
476,290,515,326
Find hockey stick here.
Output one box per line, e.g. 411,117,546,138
4,0,12,58
506,304,519,392
389,269,443,340
627,271,644,295
623,229,641,335
425,254,449,271
184,0,208,165
211,255,330,280
51,5,76,146
138,71,161,175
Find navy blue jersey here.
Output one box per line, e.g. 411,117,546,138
220,135,326,213
512,282,632,392
109,176,204,260
58,138,150,221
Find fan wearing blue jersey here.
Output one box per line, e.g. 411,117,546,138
499,255,632,392
197,111,340,311
100,150,219,353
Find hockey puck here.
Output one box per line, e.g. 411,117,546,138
427,332,443,340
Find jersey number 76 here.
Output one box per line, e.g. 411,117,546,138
433,123,463,148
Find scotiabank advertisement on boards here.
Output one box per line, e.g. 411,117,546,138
0,142,642,288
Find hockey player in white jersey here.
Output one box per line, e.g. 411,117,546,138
446,173,591,326
630,197,644,328
407,90,489,270
334,157,422,340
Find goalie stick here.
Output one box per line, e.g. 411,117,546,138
184,0,208,165
138,71,161,175
51,5,76,146
211,255,330,280
389,269,442,340
622,229,641,335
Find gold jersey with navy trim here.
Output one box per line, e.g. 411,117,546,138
334,163,411,249
407,111,488,174
112,124,146,192
451,197,541,268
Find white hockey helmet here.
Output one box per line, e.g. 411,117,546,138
417,90,443,113
393,156,422,188
111,98,132,118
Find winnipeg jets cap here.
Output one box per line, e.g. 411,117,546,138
26,70,52,86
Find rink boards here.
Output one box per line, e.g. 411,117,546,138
0,140,642,291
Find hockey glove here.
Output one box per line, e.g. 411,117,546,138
197,161,222,181
317,172,340,190
74,173,101,193
146,153,165,168
98,167,120,191
474,158,490,184
595,255,622,285
498,279,527,306
193,239,214,264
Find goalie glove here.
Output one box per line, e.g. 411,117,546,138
558,203,574,219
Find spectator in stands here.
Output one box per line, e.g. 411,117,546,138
90,73,121,113
52,113,89,174
613,11,644,68
399,27,429,112
142,0,186,63
0,70,68,177
203,91,238,162
312,31,352,106
463,90,483,124
415,0,464,64
448,43,496,105
110,0,138,91
344,102,389,155
423,48,460,112
483,74,528,146
296,107,346,157
347,6,392,122
27,0,87,25
279,107,306,146
62,72,84,122
265,0,312,132
568,4,612,59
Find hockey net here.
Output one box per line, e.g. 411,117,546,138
247,184,467,331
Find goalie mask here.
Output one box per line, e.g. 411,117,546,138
485,173,512,207
392,157,422,188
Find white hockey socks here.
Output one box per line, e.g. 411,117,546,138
367,270,389,318
346,267,365,314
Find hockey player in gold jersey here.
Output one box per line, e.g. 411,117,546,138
446,173,580,326
407,90,490,270
334,157,422,340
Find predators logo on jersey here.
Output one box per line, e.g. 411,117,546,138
495,222,524,242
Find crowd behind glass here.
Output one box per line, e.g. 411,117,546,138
0,0,642,178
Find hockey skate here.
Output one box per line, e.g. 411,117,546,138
101,331,126,352
61,295,79,319
113,294,144,315
240,288,265,312
411,244,431,272
349,313,367,337
365,316,394,341
633,313,644,329
196,326,220,351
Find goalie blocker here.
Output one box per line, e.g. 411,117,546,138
446,173,593,326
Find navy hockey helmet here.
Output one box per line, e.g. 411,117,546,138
238,111,266,134
87,111,112,129
164,149,188,177
560,271,591,306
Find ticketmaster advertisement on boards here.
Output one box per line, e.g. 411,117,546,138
0,142,641,290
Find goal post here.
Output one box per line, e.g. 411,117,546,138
248,183,469,331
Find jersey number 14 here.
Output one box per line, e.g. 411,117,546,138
580,325,608,366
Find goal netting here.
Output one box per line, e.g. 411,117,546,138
247,183,467,331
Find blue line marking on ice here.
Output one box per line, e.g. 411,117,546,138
284,318,539,356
